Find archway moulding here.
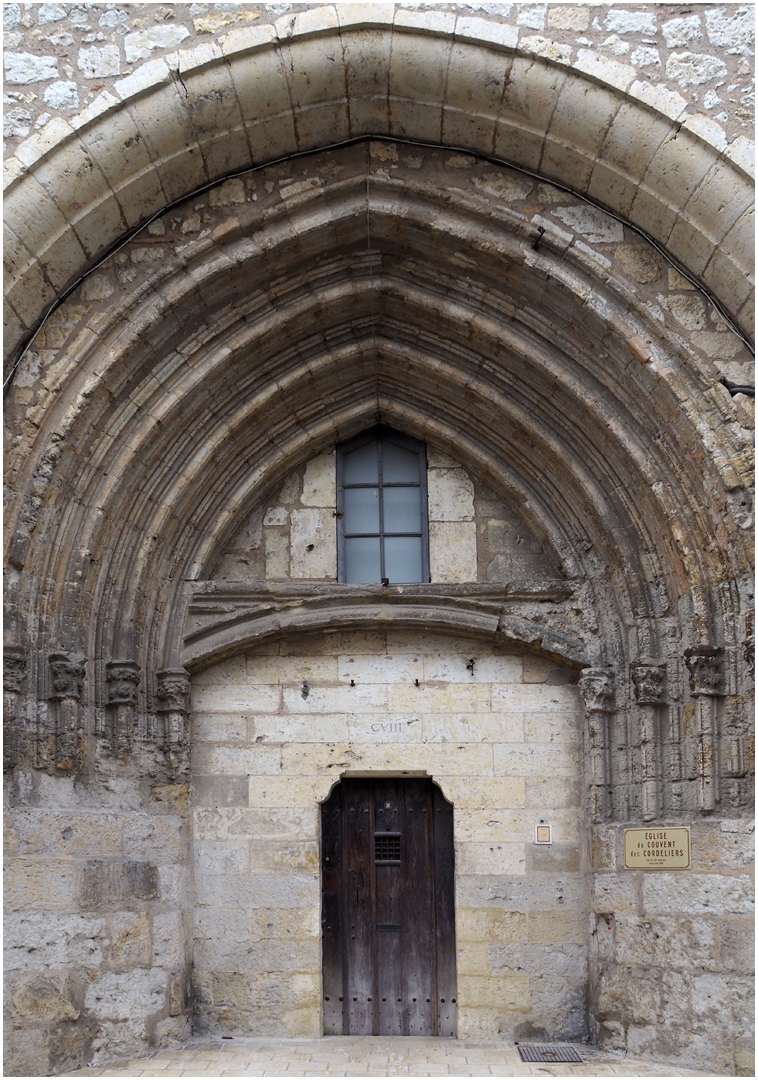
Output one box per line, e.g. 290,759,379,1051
4,141,752,696
181,580,588,672
3,5,754,362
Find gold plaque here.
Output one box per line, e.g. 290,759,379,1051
623,827,691,870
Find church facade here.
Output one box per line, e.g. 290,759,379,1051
3,4,754,1076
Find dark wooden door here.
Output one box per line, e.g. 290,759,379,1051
321,778,456,1036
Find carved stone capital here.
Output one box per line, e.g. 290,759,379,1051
48,652,85,701
156,668,191,714
579,667,615,713
105,660,141,706
684,647,724,697
630,661,666,705
4,646,28,695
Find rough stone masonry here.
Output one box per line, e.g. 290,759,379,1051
3,4,754,1078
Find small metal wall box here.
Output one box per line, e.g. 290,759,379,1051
534,824,552,845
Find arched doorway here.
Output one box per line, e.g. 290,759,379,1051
321,776,456,1036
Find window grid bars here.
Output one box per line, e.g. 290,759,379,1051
336,427,430,584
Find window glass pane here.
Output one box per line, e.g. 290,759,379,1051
343,487,380,534
383,486,421,533
343,440,379,484
382,440,419,482
345,536,382,583
384,536,423,583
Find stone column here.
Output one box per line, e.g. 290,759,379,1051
579,667,615,822
156,668,191,774
630,661,666,821
48,652,86,771
684,646,724,813
3,646,28,771
105,660,141,757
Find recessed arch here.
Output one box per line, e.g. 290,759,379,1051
6,147,750,700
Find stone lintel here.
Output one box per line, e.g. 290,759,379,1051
182,580,582,669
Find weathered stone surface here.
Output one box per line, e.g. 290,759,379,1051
604,9,657,35
37,3,67,23
106,912,151,971
429,522,478,582
11,972,79,1023
194,870,319,911
614,244,662,283
80,859,159,909
720,916,755,974
4,911,104,970
151,783,190,817
457,907,527,942
615,913,720,969
263,530,287,578
6,810,122,855
290,509,336,580
3,107,31,138
152,910,186,971
4,52,58,84
663,15,704,49
5,858,78,910
85,970,167,1021
122,814,186,861
428,468,475,521
43,81,79,110
706,7,755,49
77,44,120,79
720,818,755,869
643,873,754,916
300,452,336,507
123,26,191,64
666,51,728,86
554,205,624,242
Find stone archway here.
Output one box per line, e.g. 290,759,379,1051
4,6,753,368
3,10,753,1076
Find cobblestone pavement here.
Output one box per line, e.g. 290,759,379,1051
65,1036,712,1077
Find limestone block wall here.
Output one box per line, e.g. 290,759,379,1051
190,628,586,1041
4,775,192,1075
590,820,755,1075
211,447,561,584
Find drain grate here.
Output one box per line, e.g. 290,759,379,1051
517,1045,583,1063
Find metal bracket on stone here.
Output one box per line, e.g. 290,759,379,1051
579,667,615,822
3,645,28,771
156,668,191,775
684,646,724,812
104,659,141,758
48,651,86,771
631,660,667,821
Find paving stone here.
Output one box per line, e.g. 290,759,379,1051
61,1036,716,1076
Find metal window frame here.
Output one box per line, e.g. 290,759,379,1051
336,426,430,584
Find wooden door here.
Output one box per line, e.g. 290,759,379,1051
321,777,457,1036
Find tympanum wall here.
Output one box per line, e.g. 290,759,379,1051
191,629,586,1042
